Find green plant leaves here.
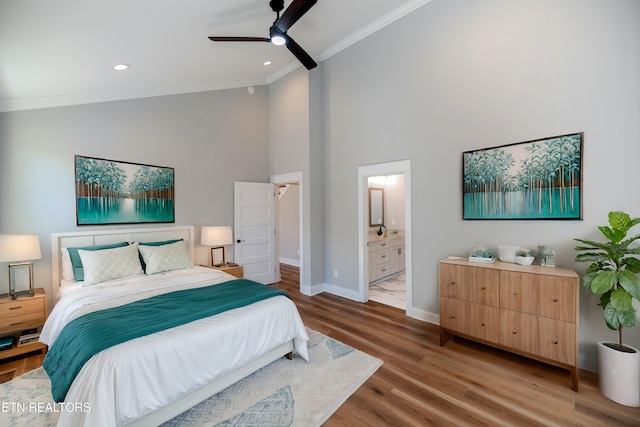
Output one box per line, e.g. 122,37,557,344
619,269,640,300
576,211,640,344
590,270,619,294
609,211,631,231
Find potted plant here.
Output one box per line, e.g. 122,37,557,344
514,249,535,266
574,211,640,407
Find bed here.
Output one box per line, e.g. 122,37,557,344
44,226,309,427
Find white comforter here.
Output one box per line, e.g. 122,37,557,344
40,267,309,427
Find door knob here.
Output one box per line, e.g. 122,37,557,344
236,239,244,243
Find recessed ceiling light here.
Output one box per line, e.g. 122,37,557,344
113,64,130,71
264,61,272,66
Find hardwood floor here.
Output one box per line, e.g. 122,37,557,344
2,265,638,425
273,264,640,426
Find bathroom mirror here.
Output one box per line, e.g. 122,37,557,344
369,187,384,227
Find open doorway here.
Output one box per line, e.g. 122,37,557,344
358,160,412,315
272,171,304,293
367,174,406,309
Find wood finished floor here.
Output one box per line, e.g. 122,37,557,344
2,264,638,426
273,264,639,426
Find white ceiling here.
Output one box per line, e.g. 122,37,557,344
0,0,430,112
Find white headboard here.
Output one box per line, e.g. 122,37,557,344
51,226,195,300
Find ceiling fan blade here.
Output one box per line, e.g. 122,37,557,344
284,35,317,70
208,36,270,42
275,0,317,32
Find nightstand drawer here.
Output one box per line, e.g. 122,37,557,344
0,312,45,334
0,298,44,319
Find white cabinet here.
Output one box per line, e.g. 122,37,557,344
368,238,405,283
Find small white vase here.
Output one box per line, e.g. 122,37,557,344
598,342,640,407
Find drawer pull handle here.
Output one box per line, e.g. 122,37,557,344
481,286,486,290
553,340,558,345
512,291,517,296
553,298,558,302
481,322,486,326
512,330,518,335
449,282,456,286
9,306,22,310
451,315,456,319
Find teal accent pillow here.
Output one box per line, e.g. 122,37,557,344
66,242,129,282
138,239,183,271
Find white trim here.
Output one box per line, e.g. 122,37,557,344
279,257,300,267
271,171,304,292
358,160,413,314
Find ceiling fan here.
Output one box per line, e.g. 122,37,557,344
209,0,318,70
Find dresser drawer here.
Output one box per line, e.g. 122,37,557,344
537,317,576,365
500,309,538,355
536,276,576,322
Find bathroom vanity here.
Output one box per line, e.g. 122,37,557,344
368,237,405,283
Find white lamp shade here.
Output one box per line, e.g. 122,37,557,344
201,226,233,246
0,234,42,262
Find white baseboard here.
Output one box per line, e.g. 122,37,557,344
279,257,300,267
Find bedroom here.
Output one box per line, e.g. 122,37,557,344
1,0,640,424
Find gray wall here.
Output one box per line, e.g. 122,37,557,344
0,87,270,307
318,0,640,371
269,66,325,291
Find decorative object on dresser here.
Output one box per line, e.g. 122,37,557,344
0,234,42,298
462,132,583,220
439,259,580,391
574,211,640,407
201,226,233,267
75,155,175,225
0,288,47,361
468,243,495,263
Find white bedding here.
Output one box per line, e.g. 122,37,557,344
40,266,309,427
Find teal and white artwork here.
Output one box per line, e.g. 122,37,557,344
463,133,583,220
75,155,175,225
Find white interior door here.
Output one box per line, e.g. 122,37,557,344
234,182,277,284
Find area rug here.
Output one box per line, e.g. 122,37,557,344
0,328,382,427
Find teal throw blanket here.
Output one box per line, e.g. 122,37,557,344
43,279,288,402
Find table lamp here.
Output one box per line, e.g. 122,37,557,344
201,226,233,267
0,234,42,299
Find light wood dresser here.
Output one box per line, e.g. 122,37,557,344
439,259,580,391
0,288,48,361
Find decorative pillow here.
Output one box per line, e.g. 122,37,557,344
78,243,144,286
138,240,193,275
137,239,183,271
65,242,129,281
61,248,74,281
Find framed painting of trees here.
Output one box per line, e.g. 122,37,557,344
75,155,175,225
462,133,583,220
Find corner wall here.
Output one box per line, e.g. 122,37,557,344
321,0,640,371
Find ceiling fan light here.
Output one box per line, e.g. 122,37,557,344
271,35,286,46
270,27,286,46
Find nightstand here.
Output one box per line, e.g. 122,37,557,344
201,263,244,278
0,288,47,361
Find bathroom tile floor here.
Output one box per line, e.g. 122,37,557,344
369,273,405,310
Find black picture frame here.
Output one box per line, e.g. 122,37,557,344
75,155,175,225
462,132,583,220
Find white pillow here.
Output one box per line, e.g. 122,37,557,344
61,248,74,281
78,243,144,286
138,240,193,275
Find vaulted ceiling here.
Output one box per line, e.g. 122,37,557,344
0,0,430,112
